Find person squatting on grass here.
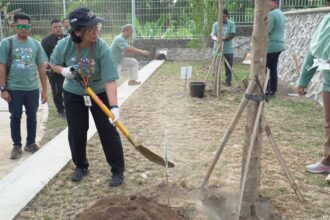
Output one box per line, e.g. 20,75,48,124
50,7,125,187
297,9,330,184
110,24,150,86
0,12,48,160
42,19,67,118
211,8,236,87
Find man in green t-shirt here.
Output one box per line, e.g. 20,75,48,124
266,0,285,97
110,24,150,86
297,2,330,183
0,12,48,159
211,8,236,86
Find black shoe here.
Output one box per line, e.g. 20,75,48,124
58,111,66,118
265,91,276,100
109,173,124,187
71,167,88,182
10,145,22,159
24,143,40,153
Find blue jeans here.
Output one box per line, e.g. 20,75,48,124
224,53,233,85
8,89,39,147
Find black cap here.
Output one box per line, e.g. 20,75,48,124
223,8,229,16
69,7,104,28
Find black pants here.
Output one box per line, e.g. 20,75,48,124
266,51,282,94
224,53,233,85
63,91,125,175
46,71,65,113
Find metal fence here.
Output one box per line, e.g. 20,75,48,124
280,0,326,10
0,0,327,41
0,0,193,41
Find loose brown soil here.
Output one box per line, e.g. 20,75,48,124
16,61,330,220
74,195,185,220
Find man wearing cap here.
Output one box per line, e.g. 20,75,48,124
0,12,48,159
266,0,285,97
110,24,150,86
41,19,67,118
297,0,330,183
50,7,125,187
211,8,236,87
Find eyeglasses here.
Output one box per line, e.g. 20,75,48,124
86,23,102,33
16,24,31,30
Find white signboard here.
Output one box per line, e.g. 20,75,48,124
181,66,192,79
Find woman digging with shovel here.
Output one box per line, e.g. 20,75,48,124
49,7,125,187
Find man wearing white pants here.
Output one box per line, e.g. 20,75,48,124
110,24,150,86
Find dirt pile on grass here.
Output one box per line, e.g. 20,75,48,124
74,195,185,220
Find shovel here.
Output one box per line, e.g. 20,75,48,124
70,68,175,168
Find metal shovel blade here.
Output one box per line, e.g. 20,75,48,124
135,144,175,168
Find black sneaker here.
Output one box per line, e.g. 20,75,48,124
109,173,124,187
58,111,66,118
71,167,89,182
24,143,39,153
10,145,22,159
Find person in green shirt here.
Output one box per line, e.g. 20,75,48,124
0,12,48,160
110,24,150,86
266,0,285,97
50,7,125,187
211,8,236,86
297,7,330,183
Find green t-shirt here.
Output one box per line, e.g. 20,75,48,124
0,36,47,91
268,8,285,53
50,36,119,95
212,20,236,54
299,14,330,93
110,34,128,64
310,14,330,61
298,51,330,93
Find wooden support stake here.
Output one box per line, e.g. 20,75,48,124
293,53,301,77
204,43,222,83
200,79,257,188
264,124,305,202
223,56,248,89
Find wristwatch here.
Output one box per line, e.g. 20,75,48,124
0,85,7,92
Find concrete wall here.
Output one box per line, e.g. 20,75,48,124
279,7,330,104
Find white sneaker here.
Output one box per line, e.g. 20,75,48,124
306,162,330,174
326,174,330,184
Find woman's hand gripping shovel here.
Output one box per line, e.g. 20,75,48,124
70,67,175,168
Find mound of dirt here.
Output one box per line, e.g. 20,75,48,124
74,195,185,220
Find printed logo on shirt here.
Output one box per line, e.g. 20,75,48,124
71,57,95,77
15,47,33,69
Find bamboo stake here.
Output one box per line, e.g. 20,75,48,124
200,79,257,188
236,72,269,220
264,124,305,202
223,56,248,89
204,43,223,83
293,53,301,77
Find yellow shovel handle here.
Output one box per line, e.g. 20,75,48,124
85,87,130,138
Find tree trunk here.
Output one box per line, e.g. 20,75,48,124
212,0,224,96
240,0,269,219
